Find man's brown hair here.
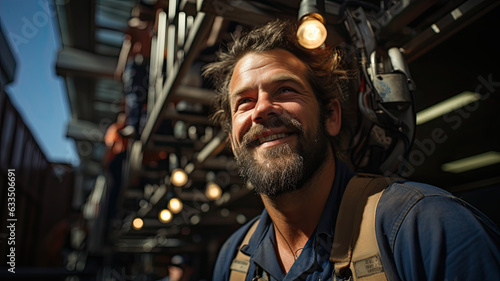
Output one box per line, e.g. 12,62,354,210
203,18,348,133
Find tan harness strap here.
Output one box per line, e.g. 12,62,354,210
331,174,394,280
229,219,260,281
227,174,397,281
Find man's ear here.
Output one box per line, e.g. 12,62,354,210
325,99,341,136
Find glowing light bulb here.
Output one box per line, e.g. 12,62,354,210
171,168,188,187
168,198,183,214
297,15,327,49
132,218,144,230
159,209,173,223
205,182,222,201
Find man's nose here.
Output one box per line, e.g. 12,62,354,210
251,92,282,124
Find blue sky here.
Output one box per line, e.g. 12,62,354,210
0,0,79,165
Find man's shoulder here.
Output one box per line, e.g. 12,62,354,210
376,179,500,247
374,180,500,279
379,179,455,212
386,180,452,196
376,180,455,247
378,180,454,213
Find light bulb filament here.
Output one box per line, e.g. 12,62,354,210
297,15,327,49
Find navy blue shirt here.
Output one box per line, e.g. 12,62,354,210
212,160,500,280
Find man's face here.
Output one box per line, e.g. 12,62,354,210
228,49,331,197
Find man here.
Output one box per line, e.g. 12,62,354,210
203,19,500,281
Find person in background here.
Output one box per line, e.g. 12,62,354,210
103,112,128,221
115,4,156,138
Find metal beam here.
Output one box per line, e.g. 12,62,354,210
174,85,217,105
56,47,117,78
141,12,216,149
377,0,439,39
196,130,227,164
66,119,104,142
200,0,294,26
402,0,499,62
163,110,214,125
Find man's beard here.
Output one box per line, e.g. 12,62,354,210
232,114,330,198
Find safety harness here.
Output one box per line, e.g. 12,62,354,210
229,174,401,281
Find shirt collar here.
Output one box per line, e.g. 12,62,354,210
241,159,355,277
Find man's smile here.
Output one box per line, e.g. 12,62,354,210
253,132,295,149
257,132,290,144
243,126,298,149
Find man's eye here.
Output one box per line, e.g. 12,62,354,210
239,98,253,104
235,98,254,111
278,87,297,94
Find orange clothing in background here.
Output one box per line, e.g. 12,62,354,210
103,122,128,166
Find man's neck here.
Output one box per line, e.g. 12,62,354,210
260,151,336,271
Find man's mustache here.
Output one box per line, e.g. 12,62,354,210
241,115,304,148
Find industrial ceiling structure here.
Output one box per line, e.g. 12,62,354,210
54,0,500,279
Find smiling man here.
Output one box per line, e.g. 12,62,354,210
204,19,500,281
229,49,337,198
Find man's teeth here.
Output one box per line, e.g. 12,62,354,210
258,133,288,144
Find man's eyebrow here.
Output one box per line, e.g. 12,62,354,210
230,73,310,101
270,73,309,92
229,86,252,102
